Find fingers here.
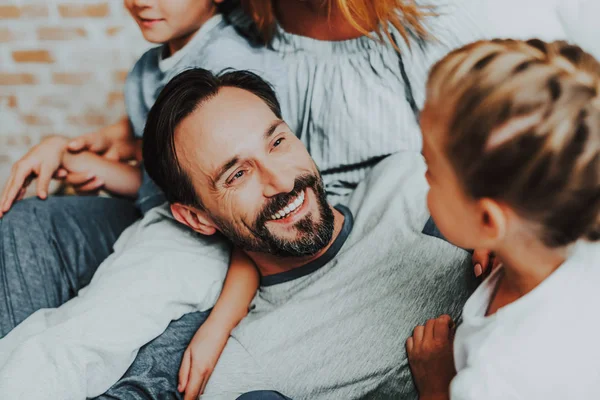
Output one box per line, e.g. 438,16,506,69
103,147,120,161
199,375,208,396
406,336,414,353
472,249,492,278
1,162,33,214
36,166,54,199
73,177,104,194
433,315,452,340
64,171,95,186
178,350,191,393
67,137,86,152
16,187,27,202
54,168,68,179
424,318,436,341
68,132,107,154
412,325,424,347
184,365,204,400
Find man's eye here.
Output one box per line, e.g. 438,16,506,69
229,170,245,183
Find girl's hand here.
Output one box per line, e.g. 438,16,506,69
178,320,230,400
0,135,68,217
406,315,456,400
472,249,502,279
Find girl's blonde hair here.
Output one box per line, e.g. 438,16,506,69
240,0,429,46
426,39,600,247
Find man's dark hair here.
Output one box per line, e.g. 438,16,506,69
143,68,282,209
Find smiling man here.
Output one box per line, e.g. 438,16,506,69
138,68,477,399
145,69,345,277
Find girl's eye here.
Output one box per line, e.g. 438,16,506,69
274,138,284,147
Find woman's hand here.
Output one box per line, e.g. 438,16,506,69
67,118,141,163
64,118,141,194
406,315,456,400
0,135,69,217
178,319,230,400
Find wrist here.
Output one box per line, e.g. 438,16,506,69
203,314,236,338
45,135,70,156
45,135,69,146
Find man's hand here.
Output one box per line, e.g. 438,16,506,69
0,135,69,216
406,315,456,400
178,320,230,400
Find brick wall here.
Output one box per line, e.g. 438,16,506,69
0,0,151,190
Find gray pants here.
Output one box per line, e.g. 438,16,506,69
0,196,210,399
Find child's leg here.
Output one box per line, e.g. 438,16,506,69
0,196,140,337
0,204,231,399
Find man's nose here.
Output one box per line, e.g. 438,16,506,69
133,0,153,8
262,164,295,198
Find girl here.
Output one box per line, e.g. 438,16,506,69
407,38,600,400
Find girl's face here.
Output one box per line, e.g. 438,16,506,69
124,0,218,48
419,104,489,251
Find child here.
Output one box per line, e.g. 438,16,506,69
0,1,285,399
406,39,600,400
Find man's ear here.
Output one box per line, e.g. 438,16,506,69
171,203,217,236
477,198,507,245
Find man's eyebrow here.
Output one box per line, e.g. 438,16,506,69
212,156,240,187
265,119,284,139
211,120,285,187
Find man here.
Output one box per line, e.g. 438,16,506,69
139,68,476,399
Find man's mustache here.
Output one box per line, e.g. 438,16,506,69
256,174,319,226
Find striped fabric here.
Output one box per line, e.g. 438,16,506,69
229,0,568,204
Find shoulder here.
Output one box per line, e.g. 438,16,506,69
204,28,281,70
131,46,162,73
127,46,162,83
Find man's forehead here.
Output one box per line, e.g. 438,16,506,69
173,86,280,177
178,87,276,142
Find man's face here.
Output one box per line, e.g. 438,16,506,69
175,87,334,257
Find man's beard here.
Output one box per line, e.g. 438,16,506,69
213,173,335,257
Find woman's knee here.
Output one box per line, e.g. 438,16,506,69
0,197,50,238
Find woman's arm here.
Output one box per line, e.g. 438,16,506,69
61,151,142,198
67,117,142,162
178,248,260,399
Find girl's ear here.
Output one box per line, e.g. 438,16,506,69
477,198,508,245
171,203,217,236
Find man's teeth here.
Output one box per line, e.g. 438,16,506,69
270,191,305,220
